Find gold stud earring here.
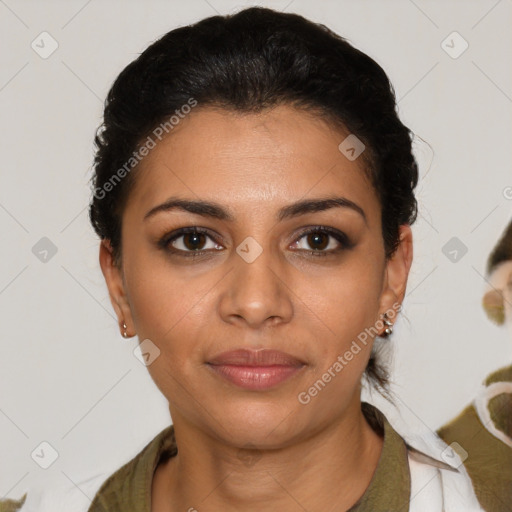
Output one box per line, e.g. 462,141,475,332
381,312,393,337
122,322,128,338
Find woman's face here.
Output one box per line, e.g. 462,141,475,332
101,104,412,448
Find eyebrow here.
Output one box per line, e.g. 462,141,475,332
144,196,367,224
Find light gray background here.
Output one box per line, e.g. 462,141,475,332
1,0,511,499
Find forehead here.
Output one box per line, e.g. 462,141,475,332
126,105,378,221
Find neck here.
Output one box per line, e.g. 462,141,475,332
152,400,384,512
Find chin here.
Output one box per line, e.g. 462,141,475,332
211,400,313,448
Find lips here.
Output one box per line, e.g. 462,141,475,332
208,349,305,367
206,349,306,390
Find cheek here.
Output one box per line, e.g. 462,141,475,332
122,246,215,359
306,255,383,340
296,275,380,411
297,258,384,397
124,260,214,400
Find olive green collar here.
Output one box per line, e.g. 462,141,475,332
348,403,411,511
88,403,411,512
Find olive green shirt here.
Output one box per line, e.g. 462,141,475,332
1,403,413,511
88,403,411,511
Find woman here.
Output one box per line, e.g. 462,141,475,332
1,6,483,511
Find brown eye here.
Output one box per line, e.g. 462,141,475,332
291,226,352,256
306,232,329,251
181,232,207,251
159,227,224,257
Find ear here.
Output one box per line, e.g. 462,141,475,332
99,239,135,337
378,224,413,318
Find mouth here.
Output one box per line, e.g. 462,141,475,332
206,349,306,391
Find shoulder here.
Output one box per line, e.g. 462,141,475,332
0,425,175,512
372,403,484,509
363,402,485,511
405,432,484,510
88,424,176,510
406,450,484,512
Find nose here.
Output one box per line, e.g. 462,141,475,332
218,240,294,329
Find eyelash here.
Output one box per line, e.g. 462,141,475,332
158,226,353,259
